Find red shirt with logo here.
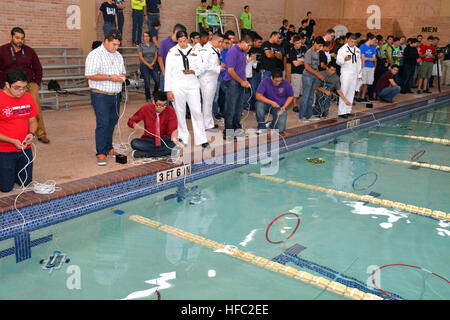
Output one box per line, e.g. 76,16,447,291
0,90,38,152
419,44,436,62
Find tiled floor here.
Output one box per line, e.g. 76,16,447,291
0,85,448,214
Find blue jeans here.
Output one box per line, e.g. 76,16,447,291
131,137,174,158
299,75,317,119
0,148,33,192
159,73,165,92
147,14,160,34
255,101,287,132
378,86,401,102
117,10,124,35
213,75,226,116
250,71,262,109
140,63,159,101
224,80,245,134
132,9,144,45
103,23,116,37
90,92,121,156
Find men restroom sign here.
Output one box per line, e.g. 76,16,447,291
421,27,438,33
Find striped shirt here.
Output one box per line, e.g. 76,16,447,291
85,44,126,94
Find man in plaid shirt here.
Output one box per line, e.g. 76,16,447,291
85,29,126,166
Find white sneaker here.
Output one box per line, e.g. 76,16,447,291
310,116,321,121
299,118,310,123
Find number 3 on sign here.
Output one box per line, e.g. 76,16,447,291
157,164,191,184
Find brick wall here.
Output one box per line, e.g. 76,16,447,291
0,0,81,47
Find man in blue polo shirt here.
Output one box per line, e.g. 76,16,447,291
223,33,254,141
255,68,293,134
356,33,377,102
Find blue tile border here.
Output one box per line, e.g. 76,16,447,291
0,95,449,243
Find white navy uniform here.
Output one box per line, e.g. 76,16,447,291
165,44,207,145
336,43,362,115
199,42,222,130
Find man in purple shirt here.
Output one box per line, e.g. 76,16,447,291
255,68,293,134
223,33,253,141
158,23,186,91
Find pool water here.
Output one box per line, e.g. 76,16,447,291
0,103,449,300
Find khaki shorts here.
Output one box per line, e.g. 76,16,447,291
291,73,303,97
419,61,433,79
361,67,375,85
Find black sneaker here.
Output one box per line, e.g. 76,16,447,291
347,113,355,117
338,114,349,119
201,142,211,149
132,150,147,159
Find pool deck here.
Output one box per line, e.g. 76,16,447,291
0,86,449,215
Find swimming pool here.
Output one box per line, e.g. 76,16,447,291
0,103,448,300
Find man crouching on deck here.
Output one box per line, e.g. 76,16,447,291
128,91,184,159
0,68,38,192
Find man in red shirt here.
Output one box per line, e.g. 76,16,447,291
375,64,401,103
0,27,49,143
417,36,436,94
0,68,38,192
127,91,183,158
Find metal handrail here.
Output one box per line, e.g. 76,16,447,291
195,9,241,40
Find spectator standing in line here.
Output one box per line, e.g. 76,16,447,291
85,29,126,166
400,38,419,94
248,32,264,111
443,43,450,86
298,20,309,41
318,41,331,71
164,30,209,148
114,0,126,36
299,36,325,122
147,18,161,49
288,34,307,113
261,32,283,80
146,0,161,35
95,0,119,37
213,33,232,121
131,0,146,46
138,31,159,102
336,33,362,118
305,11,316,43
0,68,38,192
356,33,377,102
240,5,252,38
158,24,186,92
0,27,49,144
375,64,401,102
417,36,436,94
255,68,293,134
197,0,208,32
223,34,253,141
198,33,226,132
382,35,394,66
279,19,289,40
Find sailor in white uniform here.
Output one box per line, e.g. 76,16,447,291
336,33,362,118
198,33,225,132
165,30,209,148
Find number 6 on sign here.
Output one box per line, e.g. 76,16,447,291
157,164,191,184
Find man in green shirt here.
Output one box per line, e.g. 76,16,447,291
197,0,208,32
382,35,394,65
131,0,146,46
240,5,252,38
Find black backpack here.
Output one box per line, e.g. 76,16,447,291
47,80,67,94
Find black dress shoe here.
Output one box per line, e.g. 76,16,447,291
338,114,349,119
201,142,211,149
347,113,355,117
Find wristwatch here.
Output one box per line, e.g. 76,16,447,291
29,132,36,139
107,75,112,81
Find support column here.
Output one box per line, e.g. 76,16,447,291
80,0,97,56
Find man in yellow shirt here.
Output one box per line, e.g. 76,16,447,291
131,0,146,46
240,5,252,38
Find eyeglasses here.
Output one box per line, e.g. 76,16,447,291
155,102,167,108
11,85,27,92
